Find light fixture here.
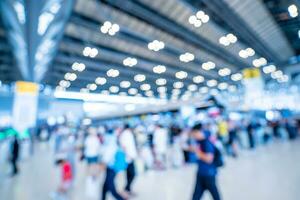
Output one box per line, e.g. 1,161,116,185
153,65,166,74
156,78,167,86
288,4,298,18
200,86,208,93
271,70,283,79
157,86,167,93
87,83,97,91
172,89,181,95
193,75,204,83
101,90,110,95
231,73,243,81
123,57,138,67
134,74,146,82
179,52,195,63
148,40,165,51
140,83,151,91
253,57,267,68
218,68,231,76
188,10,209,27
106,69,120,77
202,61,215,70
109,86,119,93
173,81,184,89
100,21,120,35
263,65,276,74
83,46,98,58
188,84,197,91
145,90,154,97
59,80,71,88
72,62,86,72
95,77,107,85
218,82,228,90
207,79,217,87
239,48,255,58
219,33,237,46
175,71,188,79
120,81,131,88
64,72,77,81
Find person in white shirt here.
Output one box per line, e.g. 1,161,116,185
119,124,138,195
153,125,169,169
84,127,101,177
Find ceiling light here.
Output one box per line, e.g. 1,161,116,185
156,78,167,86
188,84,197,91
120,81,131,88
253,57,267,68
140,83,151,91
59,80,70,88
87,83,97,91
145,90,153,97
218,82,228,90
263,65,276,74
157,86,167,93
231,73,243,81
153,65,166,74
218,68,231,76
228,85,237,92
100,21,120,35
109,86,119,93
72,62,85,72
172,89,181,95
128,88,138,95
202,61,215,70
179,52,195,63
219,33,237,46
207,79,217,87
200,86,208,93
173,81,184,89
148,40,165,51
107,69,120,77
193,75,204,83
188,10,209,27
288,4,298,18
123,57,138,67
134,74,146,82
83,47,98,58
95,77,107,85
175,71,188,79
64,72,77,81
271,70,283,79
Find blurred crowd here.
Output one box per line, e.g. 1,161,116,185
1,113,300,200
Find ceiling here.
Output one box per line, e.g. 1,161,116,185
1,0,300,100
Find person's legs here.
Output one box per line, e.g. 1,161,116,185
125,162,135,192
203,176,221,200
11,158,18,175
103,168,124,200
192,173,205,200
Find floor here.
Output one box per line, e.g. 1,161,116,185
1,139,300,200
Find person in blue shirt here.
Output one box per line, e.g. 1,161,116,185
190,123,221,200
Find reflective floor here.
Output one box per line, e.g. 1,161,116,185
1,139,300,200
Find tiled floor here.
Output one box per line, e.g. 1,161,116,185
1,139,300,200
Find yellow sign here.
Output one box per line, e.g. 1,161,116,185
243,68,261,79
15,81,39,93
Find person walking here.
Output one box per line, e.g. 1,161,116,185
101,129,127,200
119,124,138,196
190,124,221,200
10,135,20,176
153,125,169,169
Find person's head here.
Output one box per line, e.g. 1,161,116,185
190,123,205,141
124,124,130,130
55,158,66,166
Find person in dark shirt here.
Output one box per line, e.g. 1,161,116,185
11,135,20,176
190,124,221,200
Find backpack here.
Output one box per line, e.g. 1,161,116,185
212,143,224,168
112,148,128,173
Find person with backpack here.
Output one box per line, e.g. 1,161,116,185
101,129,127,200
190,123,222,200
